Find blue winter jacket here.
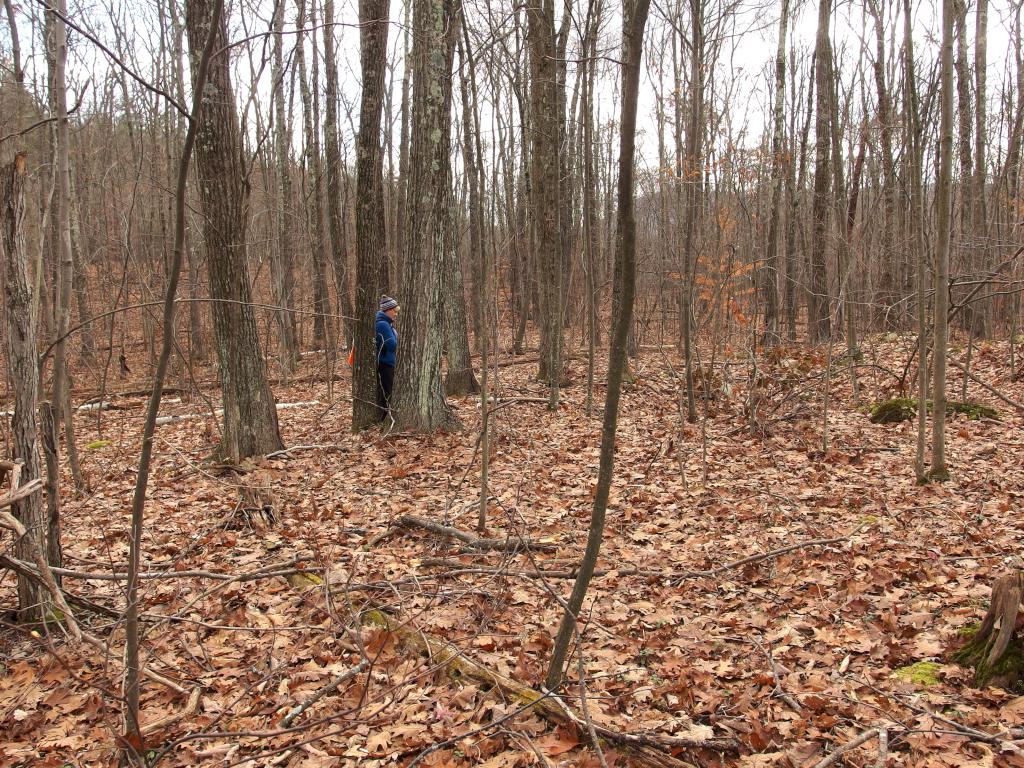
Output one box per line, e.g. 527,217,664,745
375,310,398,367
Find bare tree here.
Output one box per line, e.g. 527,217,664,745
323,0,354,345
392,0,457,432
1,154,49,623
546,0,651,691
808,0,833,344
931,0,955,481
762,0,789,346
184,0,283,460
353,0,391,431
528,0,564,407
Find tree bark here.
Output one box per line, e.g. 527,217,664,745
184,0,283,461
353,0,391,431
808,0,833,344
546,0,650,690
392,0,458,433
930,0,955,481
295,0,330,347
323,0,354,346
271,0,298,371
762,0,789,347
528,0,564,406
1,154,50,624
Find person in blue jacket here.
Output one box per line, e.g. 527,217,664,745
375,295,399,421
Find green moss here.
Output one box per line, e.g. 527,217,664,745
869,398,999,424
286,572,323,589
953,631,1024,693
870,398,917,424
893,661,942,686
948,401,1000,420
85,440,111,450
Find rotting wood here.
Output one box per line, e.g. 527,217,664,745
396,514,558,552
361,608,734,767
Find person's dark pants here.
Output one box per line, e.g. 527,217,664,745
377,364,394,421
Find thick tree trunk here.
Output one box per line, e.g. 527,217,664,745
1,154,50,624
392,0,457,433
184,0,283,461
353,0,390,431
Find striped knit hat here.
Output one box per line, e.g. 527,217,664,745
380,295,399,312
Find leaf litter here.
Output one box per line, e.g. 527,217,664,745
1,337,1023,767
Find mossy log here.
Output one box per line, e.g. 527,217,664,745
869,398,999,424
952,571,1024,692
361,608,737,767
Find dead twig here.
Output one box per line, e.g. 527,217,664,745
278,661,367,728
812,727,882,768
396,514,557,552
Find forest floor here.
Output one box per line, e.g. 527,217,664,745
2,332,1024,768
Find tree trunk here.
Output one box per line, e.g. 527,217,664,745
353,0,391,431
271,0,298,371
184,0,283,461
392,0,458,433
930,0,955,481
1,154,50,624
323,0,354,346
867,0,898,329
546,0,651,690
762,0,789,346
528,0,564,406
46,0,83,507
808,0,833,344
296,0,330,347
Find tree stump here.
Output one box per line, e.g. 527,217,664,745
953,570,1024,692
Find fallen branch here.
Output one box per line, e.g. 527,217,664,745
396,514,557,553
266,444,349,459
948,359,1024,411
142,687,202,737
418,525,862,582
362,608,736,767
155,400,320,426
0,554,319,583
278,661,367,728
812,727,882,768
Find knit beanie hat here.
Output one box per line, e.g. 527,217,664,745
380,295,399,311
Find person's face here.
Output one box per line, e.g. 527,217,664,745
386,306,398,320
